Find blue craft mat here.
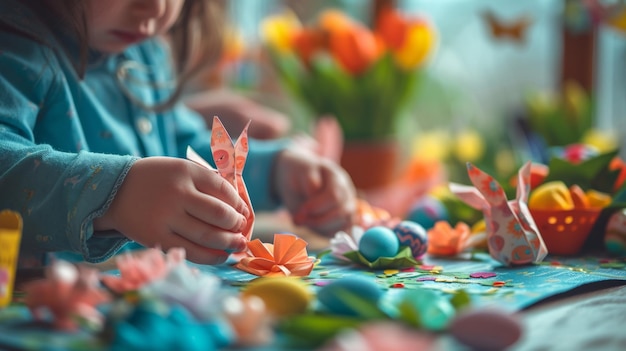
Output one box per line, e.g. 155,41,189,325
196,253,626,311
1,254,626,350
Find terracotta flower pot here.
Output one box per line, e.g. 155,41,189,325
340,140,400,190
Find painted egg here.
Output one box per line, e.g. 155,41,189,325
406,195,449,230
359,226,400,262
393,220,428,259
317,276,383,317
242,277,312,317
449,308,523,351
398,289,455,331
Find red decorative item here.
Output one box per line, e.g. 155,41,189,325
530,208,601,255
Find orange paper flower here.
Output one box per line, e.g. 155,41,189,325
427,221,471,256
235,234,315,277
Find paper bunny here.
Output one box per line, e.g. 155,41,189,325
449,162,547,265
186,116,255,241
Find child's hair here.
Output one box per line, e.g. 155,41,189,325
1,0,225,112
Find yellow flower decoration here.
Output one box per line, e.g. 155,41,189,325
453,129,485,163
393,22,436,70
260,11,302,53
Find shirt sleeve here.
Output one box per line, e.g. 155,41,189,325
0,32,137,264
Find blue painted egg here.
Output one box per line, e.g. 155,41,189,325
406,195,449,230
393,220,428,259
397,289,455,331
317,276,384,316
358,226,399,262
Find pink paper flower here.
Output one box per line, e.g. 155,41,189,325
329,230,360,261
23,260,110,331
101,247,185,294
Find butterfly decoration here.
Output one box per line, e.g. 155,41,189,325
483,10,532,45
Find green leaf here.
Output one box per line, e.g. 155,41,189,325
278,314,364,347
342,246,419,269
542,150,620,193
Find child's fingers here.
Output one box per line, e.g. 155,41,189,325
158,231,232,265
295,209,353,236
186,191,247,232
168,214,247,252
295,193,340,220
192,167,250,218
297,171,322,198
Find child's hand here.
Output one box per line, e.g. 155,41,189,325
274,148,357,237
93,157,250,264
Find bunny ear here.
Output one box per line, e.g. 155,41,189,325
449,182,489,210
466,162,507,206
210,116,236,185
233,120,251,175
515,161,532,202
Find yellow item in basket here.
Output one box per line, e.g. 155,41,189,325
585,189,612,209
528,181,575,210
0,210,22,308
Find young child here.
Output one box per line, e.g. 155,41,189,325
0,0,356,266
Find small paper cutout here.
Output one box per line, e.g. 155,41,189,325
235,234,315,277
450,162,548,266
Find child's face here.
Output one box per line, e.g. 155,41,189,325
86,0,184,53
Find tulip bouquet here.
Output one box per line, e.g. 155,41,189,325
260,7,436,141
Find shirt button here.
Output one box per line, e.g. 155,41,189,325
136,117,153,135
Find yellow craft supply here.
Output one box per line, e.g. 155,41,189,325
0,210,23,308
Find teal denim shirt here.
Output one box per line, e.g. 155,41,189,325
0,1,285,265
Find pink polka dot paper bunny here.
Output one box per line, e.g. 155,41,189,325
450,162,548,266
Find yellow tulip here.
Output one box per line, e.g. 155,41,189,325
260,11,302,53
581,129,618,153
453,129,485,163
393,22,436,70
411,130,451,161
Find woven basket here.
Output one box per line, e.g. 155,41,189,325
530,208,601,255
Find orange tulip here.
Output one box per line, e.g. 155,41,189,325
328,25,382,75
376,8,410,50
318,9,356,33
292,28,325,66
610,156,626,191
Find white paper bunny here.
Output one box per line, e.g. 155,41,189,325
449,162,548,265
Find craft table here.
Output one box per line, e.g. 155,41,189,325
2,214,626,351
